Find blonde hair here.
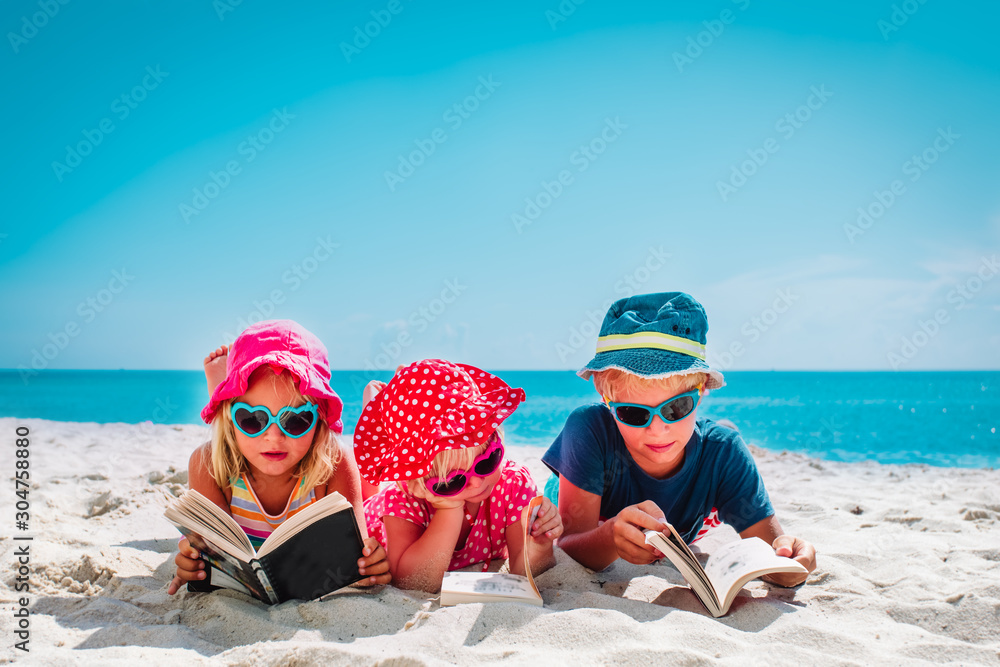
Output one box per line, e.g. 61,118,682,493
210,370,340,492
592,369,707,402
402,429,502,494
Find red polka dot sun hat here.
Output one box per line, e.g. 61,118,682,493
353,359,526,484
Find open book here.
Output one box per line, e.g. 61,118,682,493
440,496,544,607
164,489,366,604
645,525,807,617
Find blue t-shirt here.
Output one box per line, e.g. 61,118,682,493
542,404,773,544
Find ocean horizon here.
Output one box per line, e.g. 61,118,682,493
2,370,997,469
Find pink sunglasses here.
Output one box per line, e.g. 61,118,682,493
424,435,505,497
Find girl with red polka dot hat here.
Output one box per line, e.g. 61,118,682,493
354,359,564,592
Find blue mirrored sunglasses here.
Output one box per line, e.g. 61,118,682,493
605,387,702,428
230,402,318,438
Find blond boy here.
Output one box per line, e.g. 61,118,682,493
542,292,815,586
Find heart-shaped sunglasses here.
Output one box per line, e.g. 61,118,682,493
424,435,505,497
230,402,318,439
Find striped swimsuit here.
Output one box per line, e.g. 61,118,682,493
229,473,317,551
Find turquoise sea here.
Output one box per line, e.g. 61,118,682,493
1,370,997,468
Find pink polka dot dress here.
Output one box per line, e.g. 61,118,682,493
364,460,537,571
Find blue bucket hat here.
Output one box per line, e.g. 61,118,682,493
578,292,725,390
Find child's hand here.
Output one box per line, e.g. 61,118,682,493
167,537,205,595
523,497,563,545
362,381,386,411
764,535,817,587
610,501,669,565
355,537,392,586
425,495,465,511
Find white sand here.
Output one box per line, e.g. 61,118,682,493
2,417,999,665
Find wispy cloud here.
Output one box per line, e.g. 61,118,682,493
699,251,999,369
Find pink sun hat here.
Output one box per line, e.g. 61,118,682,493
200,319,344,433
353,359,525,484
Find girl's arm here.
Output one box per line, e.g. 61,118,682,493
324,436,365,525
324,437,391,586
168,443,229,594
383,502,465,592
189,442,230,511
505,497,562,577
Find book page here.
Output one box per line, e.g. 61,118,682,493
521,496,543,600
165,490,254,561
182,532,270,601
441,572,542,604
439,497,547,608
206,567,252,596
258,509,364,602
257,491,352,558
645,529,720,614
704,537,807,613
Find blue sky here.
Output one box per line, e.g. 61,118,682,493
1,0,998,373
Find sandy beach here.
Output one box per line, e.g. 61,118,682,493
1,416,998,665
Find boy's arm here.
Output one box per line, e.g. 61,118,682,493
739,515,817,586
555,476,666,571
